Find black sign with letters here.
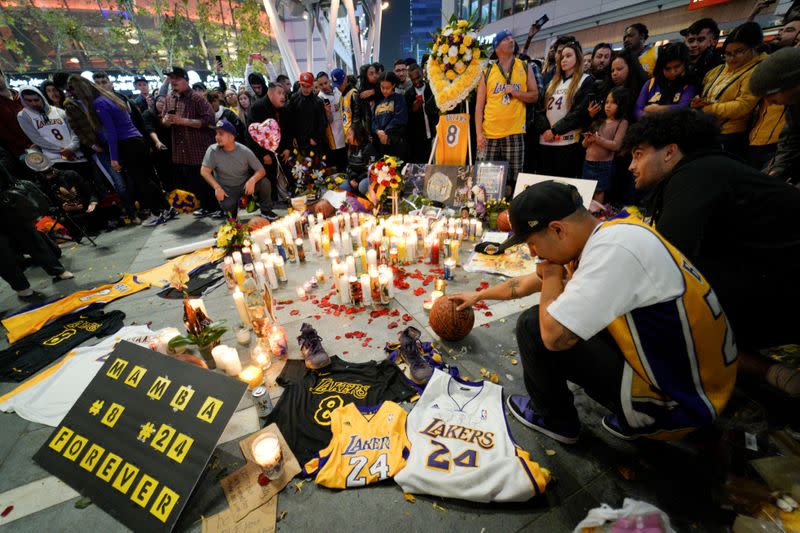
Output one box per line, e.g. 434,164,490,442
34,341,248,532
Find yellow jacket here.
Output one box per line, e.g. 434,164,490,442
749,100,786,146
701,53,765,135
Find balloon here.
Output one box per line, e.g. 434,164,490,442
248,118,281,152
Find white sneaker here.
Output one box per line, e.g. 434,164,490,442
141,214,161,227
57,271,74,280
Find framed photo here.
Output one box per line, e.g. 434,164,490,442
403,163,427,196
514,173,597,210
474,162,507,200
424,165,473,207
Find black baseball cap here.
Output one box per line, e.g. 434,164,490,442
475,181,584,255
164,66,189,80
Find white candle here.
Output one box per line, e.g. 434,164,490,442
252,433,283,479
222,347,242,376
236,327,251,345
342,231,352,255
360,274,373,305
345,255,356,278
406,235,417,263
297,286,307,299
344,213,351,231
253,261,268,291
367,249,377,270
430,290,444,303
263,256,278,289
251,243,262,259
157,327,181,354
476,220,483,238
211,345,230,371
252,343,271,370
232,251,243,266
273,255,287,282
233,287,251,326
333,233,342,255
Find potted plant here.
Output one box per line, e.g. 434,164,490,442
168,320,228,368
484,198,509,230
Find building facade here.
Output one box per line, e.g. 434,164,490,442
409,0,442,62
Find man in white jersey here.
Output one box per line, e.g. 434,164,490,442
17,85,86,168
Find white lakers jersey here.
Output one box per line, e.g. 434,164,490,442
304,401,410,489
540,73,589,147
394,370,549,502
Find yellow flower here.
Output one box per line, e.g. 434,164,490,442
439,44,448,55
446,70,457,80
474,49,481,59
457,20,468,27
455,62,466,74
459,44,467,54
448,56,457,65
463,35,473,46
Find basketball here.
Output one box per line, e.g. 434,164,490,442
429,296,475,342
248,216,271,231
497,209,512,232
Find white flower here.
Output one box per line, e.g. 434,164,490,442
467,31,477,39
448,45,458,57
464,50,472,62
443,27,453,36
455,61,464,70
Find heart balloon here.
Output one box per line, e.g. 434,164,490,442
248,118,281,152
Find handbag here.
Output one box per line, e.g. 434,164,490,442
0,179,51,221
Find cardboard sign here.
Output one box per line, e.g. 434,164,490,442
513,173,597,210
34,341,248,532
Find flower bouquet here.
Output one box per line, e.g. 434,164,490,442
216,218,250,253
427,15,490,112
484,197,509,230
290,149,336,200
367,156,404,215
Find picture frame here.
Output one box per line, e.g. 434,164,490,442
474,162,507,200
424,165,473,207
403,163,427,196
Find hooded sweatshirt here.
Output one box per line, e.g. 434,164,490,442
16,85,84,164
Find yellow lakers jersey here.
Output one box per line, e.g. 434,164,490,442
304,401,410,489
602,216,737,439
136,247,225,288
342,87,356,138
639,45,657,76
434,113,470,165
483,59,527,139
2,274,149,343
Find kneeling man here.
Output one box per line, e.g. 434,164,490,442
201,119,270,219
452,181,737,443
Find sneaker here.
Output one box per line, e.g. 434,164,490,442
260,209,279,221
141,214,162,227
164,207,178,221
396,326,433,384
17,288,34,298
210,210,226,220
296,323,331,369
193,208,211,218
56,271,74,280
600,414,655,441
506,394,580,444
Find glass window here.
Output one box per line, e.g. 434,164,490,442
513,0,526,14
501,0,513,18
470,0,479,18
491,0,499,21
480,0,490,23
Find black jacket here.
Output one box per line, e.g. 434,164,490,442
404,83,439,138
648,150,800,298
546,74,595,136
286,92,327,151
247,96,291,162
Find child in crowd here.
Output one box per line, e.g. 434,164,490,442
582,87,630,204
371,72,408,160
634,42,697,120
340,121,377,196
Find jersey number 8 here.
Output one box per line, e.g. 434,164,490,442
445,124,460,147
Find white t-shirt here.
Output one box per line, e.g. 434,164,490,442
539,73,589,147
0,326,155,427
547,223,684,340
320,89,346,150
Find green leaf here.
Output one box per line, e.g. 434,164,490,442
75,497,92,509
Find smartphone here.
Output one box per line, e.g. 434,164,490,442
534,14,549,30
215,55,223,69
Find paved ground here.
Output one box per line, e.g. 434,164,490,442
0,213,771,532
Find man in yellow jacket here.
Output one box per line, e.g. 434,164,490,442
691,22,764,153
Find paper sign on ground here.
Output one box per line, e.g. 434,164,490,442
513,173,597,210
201,496,277,533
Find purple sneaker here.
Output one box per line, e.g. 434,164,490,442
601,414,656,441
506,394,580,444
297,323,331,370
397,326,433,385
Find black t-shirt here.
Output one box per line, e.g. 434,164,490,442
0,309,125,382
265,356,416,464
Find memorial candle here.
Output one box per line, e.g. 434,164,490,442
268,325,288,360
251,243,262,260
232,251,243,266
233,287,251,326
211,345,230,371
431,239,440,265
360,274,373,305
222,257,236,289
251,433,284,480
263,256,278,289
233,264,246,287
366,249,378,270
222,347,242,376
345,255,356,278
296,238,306,263
239,365,263,389
273,256,287,283
321,233,331,257
253,261,268,291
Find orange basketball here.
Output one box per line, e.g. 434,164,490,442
429,296,475,342
248,217,271,231
497,209,512,232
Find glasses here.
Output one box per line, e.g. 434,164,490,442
724,48,751,59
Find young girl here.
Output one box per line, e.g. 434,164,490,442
539,41,594,178
340,121,377,196
634,42,697,120
582,87,630,205
237,91,252,124
371,72,408,159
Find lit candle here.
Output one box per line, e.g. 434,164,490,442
360,274,372,306
275,238,286,262
253,261,268,291
222,347,242,376
296,238,306,263
233,264,246,287
431,239,440,265
263,256,278,289
444,258,456,280
251,243,262,259
397,237,406,264
238,365,263,389
268,325,288,360
332,232,342,256
456,227,464,242
252,343,271,370
315,268,326,284
211,344,230,371
233,287,251,326
369,267,381,303
430,290,444,303
476,220,483,238
273,256,287,283
297,286,307,299
251,432,284,480
469,219,477,241
316,212,324,225
406,235,417,263
242,246,253,264
366,249,377,270
378,271,392,304
345,255,356,278
222,257,236,290
450,239,460,265
322,233,331,257
232,251,243,266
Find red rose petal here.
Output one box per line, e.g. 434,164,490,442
484,311,493,317
1,506,12,517
335,336,341,340
402,314,413,322
388,322,398,329
290,310,299,316
413,287,426,296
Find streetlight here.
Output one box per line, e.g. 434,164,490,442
382,1,389,9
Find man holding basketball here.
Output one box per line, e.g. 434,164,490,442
451,181,737,444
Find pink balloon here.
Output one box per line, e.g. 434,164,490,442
248,118,281,152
